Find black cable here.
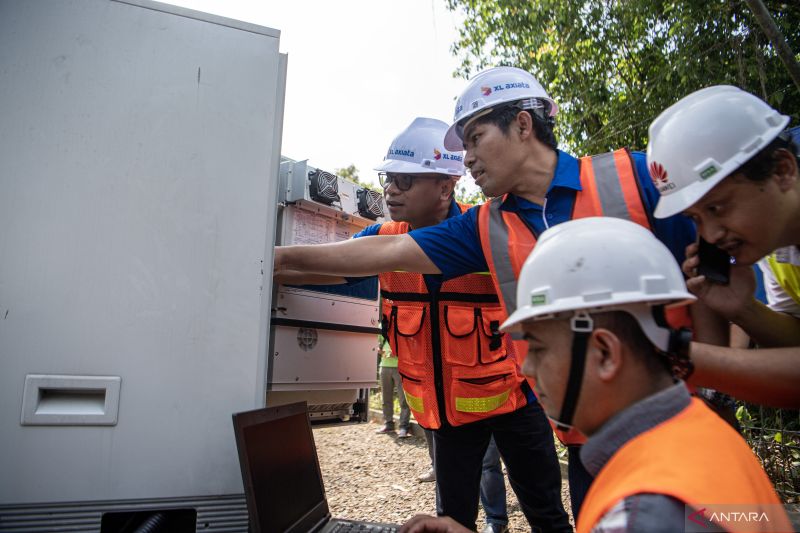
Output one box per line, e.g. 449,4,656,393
133,512,167,533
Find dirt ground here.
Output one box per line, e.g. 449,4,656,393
313,419,573,531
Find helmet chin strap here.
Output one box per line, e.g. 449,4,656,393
553,312,593,431
651,305,694,380
551,306,694,430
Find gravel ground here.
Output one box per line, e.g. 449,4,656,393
313,420,573,531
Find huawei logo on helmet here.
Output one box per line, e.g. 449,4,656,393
481,86,492,96
433,148,442,160
649,161,669,185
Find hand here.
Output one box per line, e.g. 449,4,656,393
682,242,757,321
399,515,472,533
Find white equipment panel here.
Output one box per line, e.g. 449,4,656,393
269,160,386,420
0,0,285,530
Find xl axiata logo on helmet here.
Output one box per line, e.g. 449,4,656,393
649,161,676,192
436,149,463,162
482,82,532,98
389,148,415,158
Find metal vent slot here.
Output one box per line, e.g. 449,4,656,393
308,169,340,205
21,374,121,426
357,188,384,220
37,388,107,415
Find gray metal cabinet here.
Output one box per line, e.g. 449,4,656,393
0,0,286,530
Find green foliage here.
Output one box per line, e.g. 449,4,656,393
445,0,800,155
335,164,359,182
736,403,800,503
335,164,379,191
454,180,487,205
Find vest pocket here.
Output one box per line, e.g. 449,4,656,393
398,364,438,429
398,371,425,414
392,304,428,365
442,305,508,366
448,363,517,425
441,305,479,366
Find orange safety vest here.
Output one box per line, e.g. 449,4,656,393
478,149,691,445
378,209,529,429
577,398,792,533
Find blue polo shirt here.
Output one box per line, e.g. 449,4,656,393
357,197,540,404
408,150,697,280
350,198,464,293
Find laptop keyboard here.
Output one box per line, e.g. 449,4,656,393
331,521,398,533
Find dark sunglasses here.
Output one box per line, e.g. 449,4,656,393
378,172,445,191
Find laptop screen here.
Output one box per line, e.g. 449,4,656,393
233,402,329,533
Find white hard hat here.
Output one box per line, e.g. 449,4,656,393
374,117,465,176
501,217,695,351
648,85,790,218
443,66,558,151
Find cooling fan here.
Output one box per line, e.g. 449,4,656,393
357,188,384,220
308,169,340,205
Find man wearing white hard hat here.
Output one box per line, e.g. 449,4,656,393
648,86,800,407
277,117,571,533
275,66,707,519
400,218,791,533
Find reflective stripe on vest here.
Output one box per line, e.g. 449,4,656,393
577,398,791,533
484,195,525,314
456,389,511,413
404,389,424,413
572,149,652,230
766,254,800,306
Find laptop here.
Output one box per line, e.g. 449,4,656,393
232,401,400,533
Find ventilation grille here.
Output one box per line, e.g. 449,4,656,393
0,494,248,532
356,188,384,220
308,169,340,205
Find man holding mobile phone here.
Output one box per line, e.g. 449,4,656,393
647,85,800,407
696,237,731,286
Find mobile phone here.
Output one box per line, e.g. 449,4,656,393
697,238,731,285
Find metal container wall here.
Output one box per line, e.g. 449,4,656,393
0,0,285,524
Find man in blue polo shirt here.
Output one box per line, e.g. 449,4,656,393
274,67,704,519
278,117,570,532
